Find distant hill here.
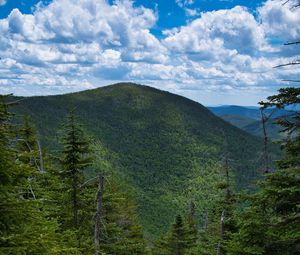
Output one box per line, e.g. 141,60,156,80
209,105,287,140
11,83,279,235
209,105,262,120
219,114,257,129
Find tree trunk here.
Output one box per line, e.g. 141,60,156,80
95,174,105,254
260,109,270,173
217,210,225,255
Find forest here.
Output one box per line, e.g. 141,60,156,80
0,0,299,254
0,86,299,255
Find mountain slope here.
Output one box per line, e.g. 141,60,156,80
209,105,262,120
11,83,277,235
209,106,285,140
219,114,257,129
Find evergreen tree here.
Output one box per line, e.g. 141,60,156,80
185,202,199,255
153,211,198,255
227,87,300,255
0,96,62,254
97,173,147,255
57,110,93,252
198,150,236,255
169,214,190,255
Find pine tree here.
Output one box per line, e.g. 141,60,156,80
153,207,200,255
169,215,187,255
57,110,93,251
185,202,199,255
97,173,146,255
227,88,300,255
0,95,62,254
198,149,236,255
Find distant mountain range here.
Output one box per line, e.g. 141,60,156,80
208,105,290,140
11,83,279,235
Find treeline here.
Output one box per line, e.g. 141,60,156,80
151,88,300,255
0,97,146,254
0,88,299,255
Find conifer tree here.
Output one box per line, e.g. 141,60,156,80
198,150,236,255
227,87,300,255
169,214,189,255
96,173,146,255
185,202,199,255
0,96,61,254
60,111,91,227
153,211,198,255
57,110,93,250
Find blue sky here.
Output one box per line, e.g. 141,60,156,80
0,0,263,35
0,0,299,105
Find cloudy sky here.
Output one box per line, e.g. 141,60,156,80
0,0,299,106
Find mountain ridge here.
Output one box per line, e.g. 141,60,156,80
10,82,278,235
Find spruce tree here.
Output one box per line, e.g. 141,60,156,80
58,110,93,251
60,111,91,227
0,95,61,254
227,88,300,255
97,173,146,255
185,202,199,255
169,214,189,255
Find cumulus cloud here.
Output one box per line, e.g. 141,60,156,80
258,0,300,41
164,6,268,56
0,0,299,105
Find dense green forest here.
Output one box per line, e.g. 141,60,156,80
209,106,289,140
10,83,280,235
0,85,299,254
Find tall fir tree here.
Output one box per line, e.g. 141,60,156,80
153,210,198,255
57,110,93,251
95,173,147,255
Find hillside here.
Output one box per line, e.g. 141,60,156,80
11,83,277,235
218,114,257,129
209,105,262,120
209,106,286,140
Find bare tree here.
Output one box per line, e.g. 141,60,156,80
274,0,300,82
94,174,105,254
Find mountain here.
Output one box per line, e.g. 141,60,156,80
209,106,287,140
11,83,278,235
243,120,285,140
209,105,262,120
219,114,257,129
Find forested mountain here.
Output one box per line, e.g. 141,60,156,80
209,105,263,120
11,83,278,235
209,106,288,140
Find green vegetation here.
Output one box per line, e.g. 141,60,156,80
1,85,299,254
210,108,286,140
227,87,300,255
11,83,278,235
0,97,146,254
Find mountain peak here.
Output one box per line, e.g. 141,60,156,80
12,82,270,235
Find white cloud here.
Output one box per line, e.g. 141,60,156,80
0,0,299,105
164,6,268,57
176,0,195,8
258,0,300,41
185,7,200,17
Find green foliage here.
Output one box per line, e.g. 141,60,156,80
0,95,63,254
11,83,275,235
153,204,199,255
227,87,300,255
97,174,147,255
59,111,92,229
